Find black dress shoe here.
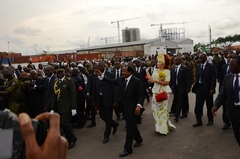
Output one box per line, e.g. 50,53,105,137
68,141,76,149
206,121,213,126
103,137,109,143
180,115,188,119
119,150,132,157
222,123,231,130
133,141,143,148
87,122,96,128
112,122,119,134
193,122,203,127
174,117,178,122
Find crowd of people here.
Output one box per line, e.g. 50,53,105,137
1,49,240,157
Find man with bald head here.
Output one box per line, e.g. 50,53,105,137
192,53,216,127
91,60,119,143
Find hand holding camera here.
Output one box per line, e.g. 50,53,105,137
19,112,68,159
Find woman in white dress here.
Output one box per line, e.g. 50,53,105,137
146,53,175,135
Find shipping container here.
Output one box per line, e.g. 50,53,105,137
13,56,30,63
76,53,104,61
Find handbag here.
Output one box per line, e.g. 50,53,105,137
155,85,168,102
155,91,167,102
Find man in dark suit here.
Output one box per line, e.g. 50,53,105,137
170,57,191,122
218,53,237,130
27,70,46,117
111,61,122,121
92,61,119,144
212,56,240,146
134,59,147,124
34,65,56,112
14,64,23,79
95,66,144,157
192,53,216,127
51,65,77,149
217,51,228,85
85,64,97,128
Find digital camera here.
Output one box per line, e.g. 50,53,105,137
0,109,49,159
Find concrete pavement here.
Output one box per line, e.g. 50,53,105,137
67,92,240,159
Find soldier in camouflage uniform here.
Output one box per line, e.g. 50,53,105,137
0,67,22,115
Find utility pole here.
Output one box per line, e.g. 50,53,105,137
209,25,212,53
7,41,10,53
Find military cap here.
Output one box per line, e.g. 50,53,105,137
54,65,66,72
2,66,15,75
85,62,93,67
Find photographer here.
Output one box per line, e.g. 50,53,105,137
19,112,68,159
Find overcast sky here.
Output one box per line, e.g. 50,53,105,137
0,0,239,55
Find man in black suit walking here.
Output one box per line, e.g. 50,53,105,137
111,61,122,121
92,61,119,144
170,57,191,122
212,56,240,146
192,53,216,127
96,66,144,157
218,53,237,130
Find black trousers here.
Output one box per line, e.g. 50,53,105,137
231,121,240,146
222,102,230,125
173,86,188,118
194,84,214,122
99,96,118,138
124,117,142,153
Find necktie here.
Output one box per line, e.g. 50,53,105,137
117,70,119,79
199,64,204,83
234,74,239,103
175,66,178,85
226,66,230,74
124,79,128,91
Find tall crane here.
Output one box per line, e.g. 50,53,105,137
151,22,188,38
111,16,142,43
101,36,118,44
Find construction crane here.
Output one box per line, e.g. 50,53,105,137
151,22,188,38
111,16,142,43
101,36,118,44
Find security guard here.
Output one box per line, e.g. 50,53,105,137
51,65,77,149
0,66,22,115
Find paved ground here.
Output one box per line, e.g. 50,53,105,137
67,91,240,159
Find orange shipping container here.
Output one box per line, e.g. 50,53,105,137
13,56,30,63
76,53,103,61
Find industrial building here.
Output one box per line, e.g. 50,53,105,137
76,38,194,59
